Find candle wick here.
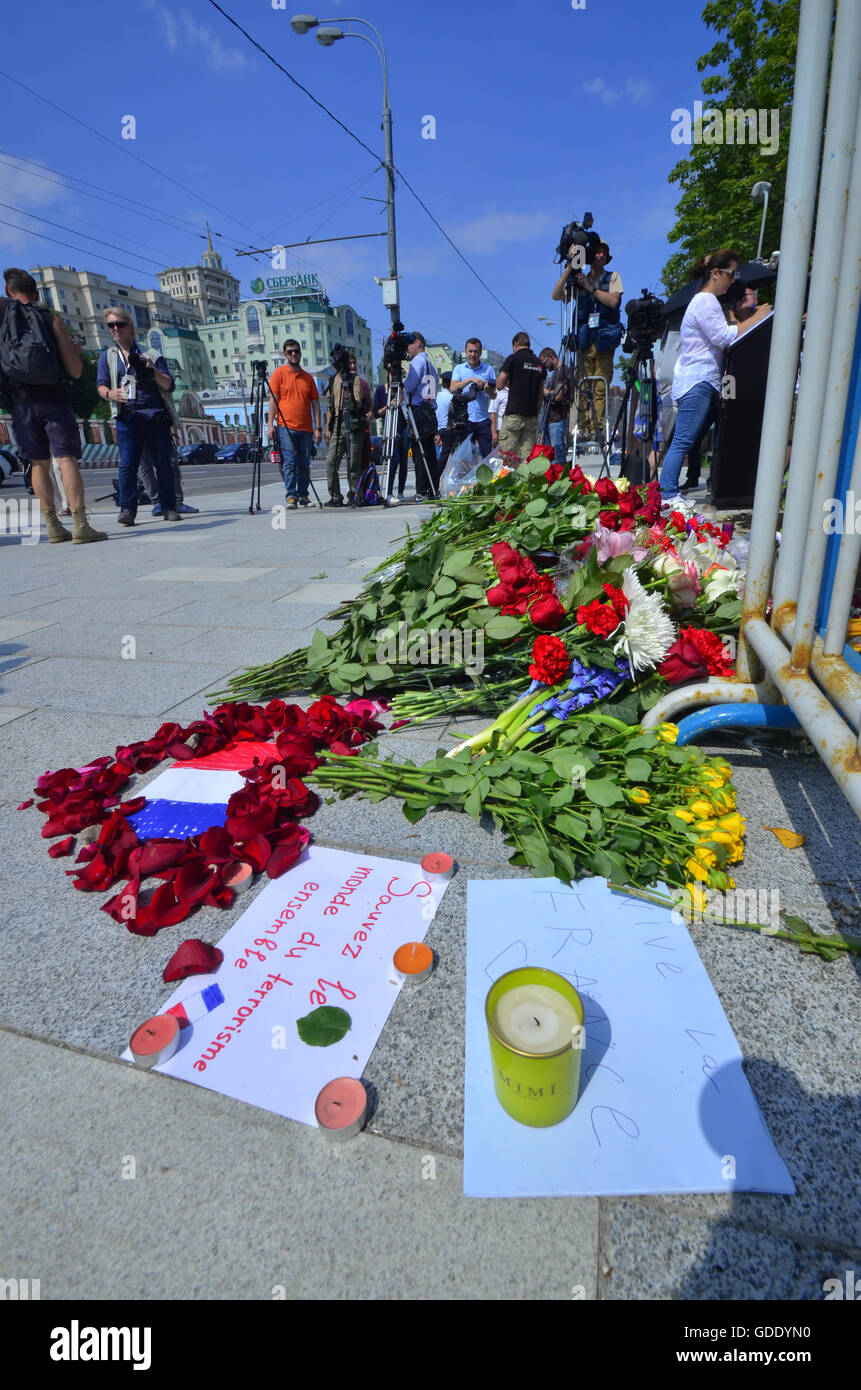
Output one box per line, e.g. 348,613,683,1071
333,1101,340,1108
533,1017,541,1027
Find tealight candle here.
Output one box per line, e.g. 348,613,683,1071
420,851,454,884
393,941,434,985
129,1013,180,1069
485,968,585,1127
222,860,253,894
315,1077,368,1141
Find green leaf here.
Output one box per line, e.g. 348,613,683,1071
485,615,524,640
464,786,484,821
624,756,652,783
296,1006,351,1047
589,808,604,835
555,812,588,841
434,576,457,597
339,663,367,683
442,774,475,793
476,464,492,485
524,497,549,517
584,777,626,807
495,777,522,798
549,784,575,807
364,662,394,682
441,547,477,577
466,606,496,627
402,803,427,823
359,600,379,621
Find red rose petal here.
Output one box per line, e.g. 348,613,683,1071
48,836,75,858
162,938,224,983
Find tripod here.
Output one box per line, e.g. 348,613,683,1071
611,340,658,485
380,373,439,504
327,369,364,507
550,284,612,475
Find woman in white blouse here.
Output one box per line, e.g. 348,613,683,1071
659,249,771,500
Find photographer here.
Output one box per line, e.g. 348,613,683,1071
659,249,772,502
449,337,496,458
325,349,371,507
403,331,440,502
434,371,455,474
97,307,180,526
267,340,322,509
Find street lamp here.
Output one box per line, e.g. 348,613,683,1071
291,14,400,326
751,181,772,261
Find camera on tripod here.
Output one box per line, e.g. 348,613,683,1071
555,210,602,266
382,320,412,379
251,359,268,381
330,343,352,377
622,290,666,353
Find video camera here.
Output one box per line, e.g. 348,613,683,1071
382,320,412,379
555,210,602,266
251,359,268,381
622,290,666,353
330,342,352,377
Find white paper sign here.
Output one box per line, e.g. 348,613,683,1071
122,846,448,1124
465,876,795,1198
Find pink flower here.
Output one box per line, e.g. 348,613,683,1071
592,521,648,565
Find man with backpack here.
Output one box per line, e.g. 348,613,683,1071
0,267,106,543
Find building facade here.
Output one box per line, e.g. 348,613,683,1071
197,273,373,387
30,265,202,353
143,325,215,395
158,227,241,321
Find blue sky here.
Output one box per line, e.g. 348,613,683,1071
1,0,735,365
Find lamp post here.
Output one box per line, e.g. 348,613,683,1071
291,14,399,327
751,181,772,261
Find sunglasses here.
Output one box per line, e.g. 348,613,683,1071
286,348,301,355
107,321,129,330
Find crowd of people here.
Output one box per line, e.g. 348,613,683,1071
0,233,777,533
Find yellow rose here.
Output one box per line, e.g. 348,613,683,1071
709,830,735,845
629,788,650,804
688,799,714,820
686,856,710,883
693,843,718,868
694,819,717,833
671,807,695,823
657,723,680,744
718,813,745,837
683,882,709,915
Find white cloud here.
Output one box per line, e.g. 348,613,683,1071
143,1,250,73
446,210,558,254
583,77,653,107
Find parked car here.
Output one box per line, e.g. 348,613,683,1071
177,441,219,465
214,442,249,463
0,446,23,485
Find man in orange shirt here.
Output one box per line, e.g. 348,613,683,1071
267,339,322,508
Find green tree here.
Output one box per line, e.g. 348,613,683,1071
662,0,801,295
617,354,636,389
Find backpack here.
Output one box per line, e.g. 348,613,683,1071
354,461,382,507
0,301,61,386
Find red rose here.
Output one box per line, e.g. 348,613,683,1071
305,696,353,745
224,787,277,842
569,465,593,494
529,593,566,630
577,599,623,639
544,462,564,484
529,635,570,684
594,477,619,504
617,490,638,517
658,636,709,685
598,509,620,530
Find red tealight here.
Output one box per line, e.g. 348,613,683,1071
222,860,253,894
315,1078,368,1141
420,851,454,882
129,1013,180,1069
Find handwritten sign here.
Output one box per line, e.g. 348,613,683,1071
122,847,448,1125
464,876,795,1198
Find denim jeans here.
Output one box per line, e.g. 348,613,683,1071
455,418,493,458
115,413,176,516
277,426,312,499
659,382,718,498
544,419,566,463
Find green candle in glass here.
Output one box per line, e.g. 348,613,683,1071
485,967,585,1127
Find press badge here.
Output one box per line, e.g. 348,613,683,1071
123,373,137,403
588,312,600,329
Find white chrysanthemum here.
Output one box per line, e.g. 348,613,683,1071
678,531,737,575
614,566,676,673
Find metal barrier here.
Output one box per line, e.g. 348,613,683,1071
643,0,861,820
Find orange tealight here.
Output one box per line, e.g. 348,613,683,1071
129,1013,180,1069
222,860,254,894
393,941,434,985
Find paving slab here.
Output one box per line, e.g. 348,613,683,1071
0,656,229,717
0,704,36,727
137,566,279,584
599,1198,856,1300
0,1031,599,1302
279,582,366,605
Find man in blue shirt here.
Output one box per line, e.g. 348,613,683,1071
97,309,179,525
402,331,440,501
449,337,496,458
